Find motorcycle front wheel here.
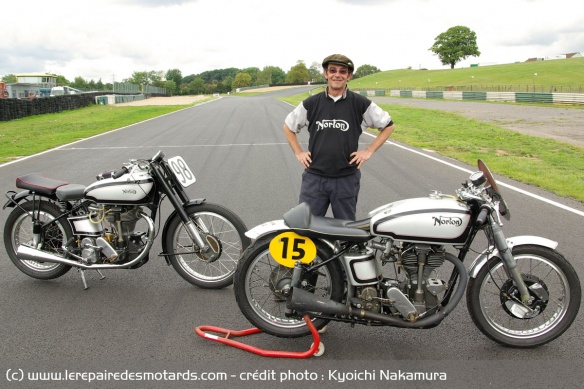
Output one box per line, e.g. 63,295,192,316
467,244,581,347
164,203,249,289
3,200,73,280
233,234,344,338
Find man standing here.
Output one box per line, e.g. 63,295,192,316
283,54,395,220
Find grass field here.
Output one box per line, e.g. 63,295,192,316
350,57,584,91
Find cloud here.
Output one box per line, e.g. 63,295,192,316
1,0,582,81
111,0,199,6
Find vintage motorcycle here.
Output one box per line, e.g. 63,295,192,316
3,150,249,289
234,159,581,348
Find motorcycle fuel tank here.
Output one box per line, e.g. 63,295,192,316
84,169,154,205
369,195,472,244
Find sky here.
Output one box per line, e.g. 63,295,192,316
1,0,582,82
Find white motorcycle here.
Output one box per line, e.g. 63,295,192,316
234,159,580,348
3,151,249,289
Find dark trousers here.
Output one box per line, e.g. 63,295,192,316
299,170,361,220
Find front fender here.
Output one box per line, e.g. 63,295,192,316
468,235,558,278
245,220,289,241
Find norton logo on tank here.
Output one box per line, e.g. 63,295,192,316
432,215,463,227
122,189,137,195
316,119,349,132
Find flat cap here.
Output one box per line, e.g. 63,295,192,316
322,54,354,73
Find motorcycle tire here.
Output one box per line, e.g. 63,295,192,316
3,200,73,280
233,233,344,338
466,244,581,348
164,202,249,289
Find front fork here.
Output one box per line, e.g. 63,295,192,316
491,221,531,303
183,219,209,252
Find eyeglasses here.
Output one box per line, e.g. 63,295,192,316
327,67,349,75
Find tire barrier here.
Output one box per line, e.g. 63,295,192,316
0,93,100,122
0,93,165,122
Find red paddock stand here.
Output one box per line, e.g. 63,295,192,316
194,315,325,358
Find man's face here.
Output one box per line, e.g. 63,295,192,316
324,64,352,92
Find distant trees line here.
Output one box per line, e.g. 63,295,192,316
1,62,381,96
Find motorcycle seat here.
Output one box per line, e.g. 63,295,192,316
16,173,70,197
56,184,87,201
283,202,371,242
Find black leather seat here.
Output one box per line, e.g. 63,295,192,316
283,202,371,242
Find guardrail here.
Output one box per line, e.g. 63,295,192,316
356,89,584,104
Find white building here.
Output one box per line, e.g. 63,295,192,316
6,73,58,98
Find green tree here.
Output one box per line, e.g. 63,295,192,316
1,74,18,83
124,71,149,86
285,61,310,84
232,72,252,89
429,25,480,69
309,62,325,83
256,67,273,85
354,64,381,79
166,69,182,94
187,77,205,94
70,76,88,89
264,66,286,84
242,67,260,85
164,80,176,95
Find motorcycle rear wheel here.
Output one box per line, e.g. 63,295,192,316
467,245,581,347
3,200,73,280
165,203,249,289
233,234,344,338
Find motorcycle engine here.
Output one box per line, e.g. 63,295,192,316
80,205,147,264
398,244,448,314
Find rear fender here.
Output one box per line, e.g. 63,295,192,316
3,190,32,209
468,235,558,278
245,220,289,241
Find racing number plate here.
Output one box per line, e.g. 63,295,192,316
268,231,317,268
168,156,196,187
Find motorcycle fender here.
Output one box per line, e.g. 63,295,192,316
3,190,31,209
468,235,558,278
245,220,289,241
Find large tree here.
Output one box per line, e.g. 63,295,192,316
354,64,381,79
430,25,480,69
232,72,252,89
285,61,310,84
165,69,182,94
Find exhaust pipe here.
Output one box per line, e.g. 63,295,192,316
288,287,446,328
17,242,152,270
288,252,468,329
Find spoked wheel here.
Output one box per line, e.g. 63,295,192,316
467,245,581,347
165,203,249,289
234,234,344,338
3,200,72,279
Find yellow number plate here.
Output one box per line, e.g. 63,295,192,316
268,232,316,268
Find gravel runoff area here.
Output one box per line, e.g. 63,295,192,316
114,89,584,148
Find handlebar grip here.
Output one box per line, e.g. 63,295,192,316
112,166,128,179
475,207,490,228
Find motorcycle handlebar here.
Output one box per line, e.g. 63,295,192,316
112,166,129,179
474,206,490,228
